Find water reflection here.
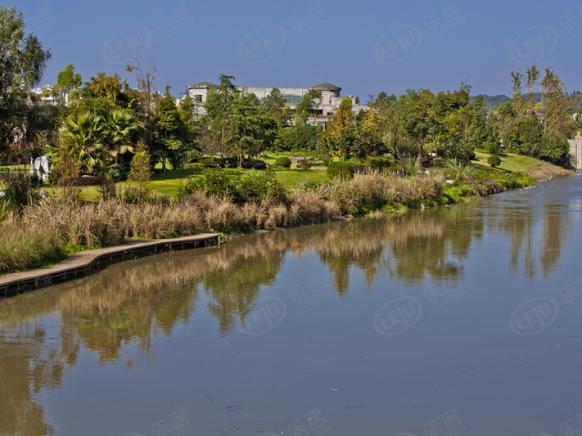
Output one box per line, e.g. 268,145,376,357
0,176,579,435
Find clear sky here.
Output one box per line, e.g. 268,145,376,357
5,0,582,101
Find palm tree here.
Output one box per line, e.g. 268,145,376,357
106,109,140,163
60,112,105,175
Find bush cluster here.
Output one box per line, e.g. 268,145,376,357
327,161,354,179
274,156,292,168
181,169,286,204
487,155,502,168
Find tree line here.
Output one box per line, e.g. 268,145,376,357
0,5,578,184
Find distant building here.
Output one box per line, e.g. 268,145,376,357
187,81,363,125
31,85,58,106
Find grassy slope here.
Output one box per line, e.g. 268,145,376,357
474,152,572,180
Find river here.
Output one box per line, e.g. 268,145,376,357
1,174,582,436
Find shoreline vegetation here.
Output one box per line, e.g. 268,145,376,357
0,152,570,276
0,7,578,278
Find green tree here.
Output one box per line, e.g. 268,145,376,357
128,141,152,202
60,112,106,175
178,95,199,160
278,123,321,151
319,97,356,158
541,67,575,139
85,73,124,104
295,89,322,124
262,88,291,127
53,64,82,105
155,90,187,169
204,74,238,150
467,96,497,153
262,88,291,151
374,93,403,157
226,93,274,164
106,108,139,165
0,7,51,154
354,108,385,157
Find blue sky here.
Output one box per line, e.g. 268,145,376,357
5,0,582,101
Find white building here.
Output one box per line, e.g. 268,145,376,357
31,85,58,105
187,82,363,125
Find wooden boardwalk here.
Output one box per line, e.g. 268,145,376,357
0,234,220,299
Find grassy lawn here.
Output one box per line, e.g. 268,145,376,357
274,169,328,187
39,166,329,201
5,151,568,202
473,152,571,180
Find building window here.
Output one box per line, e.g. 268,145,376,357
194,95,203,102
282,94,303,105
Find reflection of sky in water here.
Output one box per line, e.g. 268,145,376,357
0,176,582,436
569,198,582,211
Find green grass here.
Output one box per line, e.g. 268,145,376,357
473,152,571,180
273,169,328,187
13,151,568,202
41,167,329,201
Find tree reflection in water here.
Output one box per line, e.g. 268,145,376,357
0,190,572,435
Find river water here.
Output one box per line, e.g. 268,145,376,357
1,174,582,436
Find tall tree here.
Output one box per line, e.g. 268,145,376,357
0,7,51,154
295,89,322,124
319,97,355,158
155,90,188,169
53,64,82,105
85,73,124,104
205,74,238,149
355,108,384,157
540,67,575,139
226,93,274,164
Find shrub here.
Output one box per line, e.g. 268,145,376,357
327,161,354,179
366,156,395,170
252,160,267,170
0,172,40,212
487,155,502,168
274,156,292,168
483,141,501,154
445,160,474,181
181,169,285,204
241,160,267,170
296,159,311,169
119,186,152,204
198,169,239,199
399,157,423,176
237,171,286,203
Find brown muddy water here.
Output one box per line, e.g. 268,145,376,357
1,174,582,436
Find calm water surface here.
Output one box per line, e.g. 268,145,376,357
2,175,582,436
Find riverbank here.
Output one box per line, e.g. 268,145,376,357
0,153,572,277
0,234,219,298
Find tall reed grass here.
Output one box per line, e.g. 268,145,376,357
0,171,493,274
